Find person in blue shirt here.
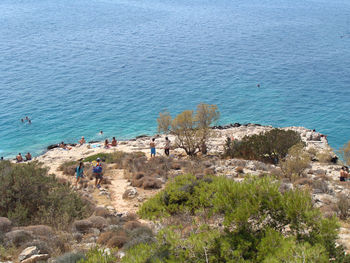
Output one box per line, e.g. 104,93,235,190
75,162,84,188
93,158,103,188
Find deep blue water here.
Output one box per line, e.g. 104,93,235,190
1,0,350,158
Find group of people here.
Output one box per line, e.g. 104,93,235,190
78,136,117,149
149,137,171,157
75,157,103,189
74,137,172,190
20,116,32,124
16,152,32,163
340,166,350,181
104,137,117,148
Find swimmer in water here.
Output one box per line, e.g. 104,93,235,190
21,118,24,123
28,119,31,124
99,130,103,135
257,84,260,88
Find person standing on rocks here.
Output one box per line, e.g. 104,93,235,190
93,158,103,188
75,162,85,188
164,137,171,157
150,138,156,158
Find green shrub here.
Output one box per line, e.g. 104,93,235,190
78,247,117,263
53,252,86,263
58,161,78,176
0,161,93,229
135,174,347,262
280,142,310,180
138,174,215,219
224,129,302,164
124,226,155,250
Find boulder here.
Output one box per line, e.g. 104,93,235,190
18,246,39,262
122,188,138,200
47,144,59,150
0,217,12,234
311,133,321,141
72,220,93,233
21,254,49,263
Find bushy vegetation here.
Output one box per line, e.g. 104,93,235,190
0,161,93,229
53,252,86,263
83,151,145,164
157,103,220,155
78,247,117,263
316,148,335,163
134,174,348,262
280,142,310,180
339,140,350,165
224,129,302,164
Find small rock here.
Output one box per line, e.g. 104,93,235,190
118,251,126,259
122,187,138,200
137,196,145,202
106,206,115,212
18,246,39,261
21,254,49,263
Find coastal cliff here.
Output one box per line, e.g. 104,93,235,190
1,124,350,262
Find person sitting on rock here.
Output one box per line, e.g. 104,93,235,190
111,137,117,147
16,153,23,163
25,152,32,161
60,141,72,150
75,162,85,188
340,166,349,181
104,139,110,149
79,136,86,145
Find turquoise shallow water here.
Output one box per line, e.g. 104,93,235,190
0,0,350,158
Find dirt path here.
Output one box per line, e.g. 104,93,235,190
107,169,138,214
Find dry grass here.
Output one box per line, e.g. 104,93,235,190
337,193,350,220
316,149,334,164
123,221,142,231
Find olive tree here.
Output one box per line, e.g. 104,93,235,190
157,103,220,156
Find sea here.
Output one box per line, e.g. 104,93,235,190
0,0,350,158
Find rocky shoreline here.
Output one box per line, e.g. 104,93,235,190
2,123,350,263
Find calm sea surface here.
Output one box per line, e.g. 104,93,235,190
1,0,350,158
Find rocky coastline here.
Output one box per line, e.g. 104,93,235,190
2,123,350,263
